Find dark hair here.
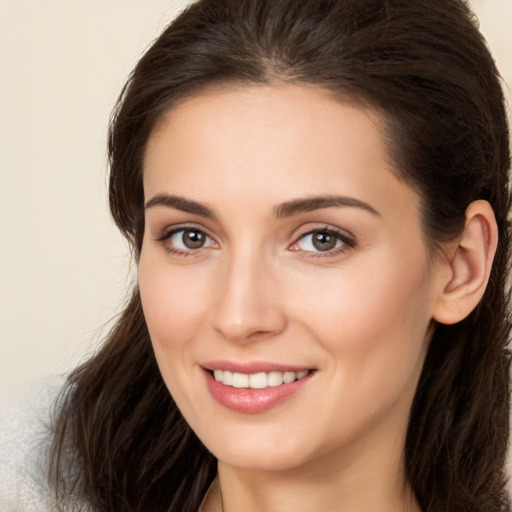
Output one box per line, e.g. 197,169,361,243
50,0,511,511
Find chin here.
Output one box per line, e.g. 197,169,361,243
217,448,311,472
198,424,319,472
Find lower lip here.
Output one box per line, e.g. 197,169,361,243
203,369,314,414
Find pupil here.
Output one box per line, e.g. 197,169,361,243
183,230,205,249
312,231,336,251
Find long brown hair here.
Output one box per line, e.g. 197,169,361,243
50,1,511,511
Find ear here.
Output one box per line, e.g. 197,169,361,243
432,200,498,325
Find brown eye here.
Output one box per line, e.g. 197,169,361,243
165,228,216,251
311,231,338,251
294,229,355,254
181,229,206,249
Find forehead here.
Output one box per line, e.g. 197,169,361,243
144,84,387,165
143,84,420,227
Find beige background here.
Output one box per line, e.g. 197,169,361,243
1,0,511,389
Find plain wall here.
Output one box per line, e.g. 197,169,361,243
0,0,194,388
1,0,511,389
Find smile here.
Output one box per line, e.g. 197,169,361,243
202,365,316,413
212,369,310,389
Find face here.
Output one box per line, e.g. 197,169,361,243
139,84,443,474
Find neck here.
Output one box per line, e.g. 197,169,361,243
211,440,420,512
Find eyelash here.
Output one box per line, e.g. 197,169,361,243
155,225,356,258
291,227,356,258
155,226,217,257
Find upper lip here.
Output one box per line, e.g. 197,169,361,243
201,360,314,374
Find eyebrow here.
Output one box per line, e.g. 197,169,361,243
145,194,216,218
274,195,380,218
144,193,380,219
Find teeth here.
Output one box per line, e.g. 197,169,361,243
282,371,296,383
232,373,249,388
249,372,268,389
268,371,284,387
212,369,310,388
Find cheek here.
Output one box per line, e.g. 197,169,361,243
138,250,212,368
138,253,215,416
292,249,433,385
140,251,203,326
287,257,433,451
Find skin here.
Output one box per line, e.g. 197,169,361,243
138,84,491,512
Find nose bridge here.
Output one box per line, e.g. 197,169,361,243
211,242,285,342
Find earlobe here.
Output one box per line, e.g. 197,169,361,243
432,200,498,325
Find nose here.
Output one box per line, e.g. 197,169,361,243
211,250,287,343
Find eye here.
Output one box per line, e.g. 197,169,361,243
158,227,216,252
293,228,355,254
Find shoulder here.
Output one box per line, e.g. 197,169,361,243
0,378,62,512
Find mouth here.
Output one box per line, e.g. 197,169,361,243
201,363,316,413
210,369,311,389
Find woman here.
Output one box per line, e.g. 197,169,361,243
49,0,511,511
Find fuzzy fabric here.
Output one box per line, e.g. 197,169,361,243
0,379,63,512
